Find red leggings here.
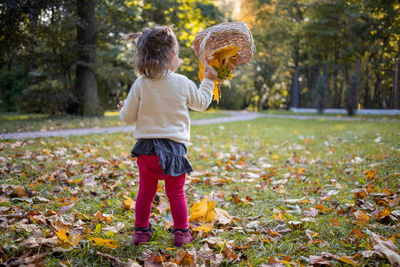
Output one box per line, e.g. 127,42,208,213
134,155,188,229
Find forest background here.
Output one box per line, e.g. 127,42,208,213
0,0,399,116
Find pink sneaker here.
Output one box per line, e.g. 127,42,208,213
133,225,152,246
173,229,193,247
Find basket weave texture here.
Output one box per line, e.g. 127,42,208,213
192,22,255,67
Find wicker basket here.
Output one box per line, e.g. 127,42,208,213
192,22,255,67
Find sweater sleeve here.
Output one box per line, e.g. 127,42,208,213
120,79,141,124
187,78,214,112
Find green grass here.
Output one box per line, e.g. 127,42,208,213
260,109,400,120
0,109,226,133
0,117,399,266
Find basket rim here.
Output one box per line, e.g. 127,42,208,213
192,21,255,66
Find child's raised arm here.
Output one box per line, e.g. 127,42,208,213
119,80,141,124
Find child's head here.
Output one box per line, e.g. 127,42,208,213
126,26,179,79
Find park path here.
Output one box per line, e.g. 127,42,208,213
0,110,397,140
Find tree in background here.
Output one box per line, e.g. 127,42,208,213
0,0,222,114
345,61,361,115
1,0,398,114
76,0,100,116
236,0,399,112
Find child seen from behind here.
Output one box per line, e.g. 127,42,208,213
118,26,218,247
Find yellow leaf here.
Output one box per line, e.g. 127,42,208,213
338,255,360,266
363,167,378,179
54,227,83,247
188,198,216,222
273,210,283,220
193,222,214,232
375,208,391,220
122,197,135,210
88,237,120,248
211,46,241,69
197,46,241,102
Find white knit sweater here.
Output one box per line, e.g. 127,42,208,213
120,71,214,144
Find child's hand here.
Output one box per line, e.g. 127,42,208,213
204,66,219,81
117,100,125,111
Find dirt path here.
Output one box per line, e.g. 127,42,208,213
0,111,396,140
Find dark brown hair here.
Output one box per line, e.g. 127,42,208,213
126,26,178,79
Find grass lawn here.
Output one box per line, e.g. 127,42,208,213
0,117,399,266
260,109,400,120
0,109,226,133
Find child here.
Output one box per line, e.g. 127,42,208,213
118,25,218,247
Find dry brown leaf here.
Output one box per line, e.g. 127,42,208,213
20,235,59,248
102,222,125,233
353,210,369,225
214,207,232,225
368,230,400,266
95,251,141,267
304,207,319,217
3,252,48,267
351,227,364,239
171,249,197,267
329,217,340,227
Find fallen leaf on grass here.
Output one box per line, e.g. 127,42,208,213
329,217,340,227
95,251,141,267
201,237,239,263
3,252,48,267
310,252,360,266
373,208,391,220
88,237,120,248
171,249,197,267
20,235,59,248
338,255,360,266
309,254,332,265
53,226,83,247
122,196,135,210
363,167,378,180
193,222,214,233
188,198,216,222
102,222,125,233
367,230,400,266
214,208,232,225
351,227,364,239
354,210,369,225
304,207,319,217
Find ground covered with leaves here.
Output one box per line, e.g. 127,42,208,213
1,117,399,266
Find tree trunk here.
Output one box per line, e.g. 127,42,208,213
332,48,339,108
76,0,101,116
364,60,370,108
290,65,300,108
373,71,382,109
393,57,398,109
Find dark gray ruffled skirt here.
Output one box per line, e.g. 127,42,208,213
131,139,193,176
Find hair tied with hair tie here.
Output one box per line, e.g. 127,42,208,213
125,32,142,43
163,27,171,35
